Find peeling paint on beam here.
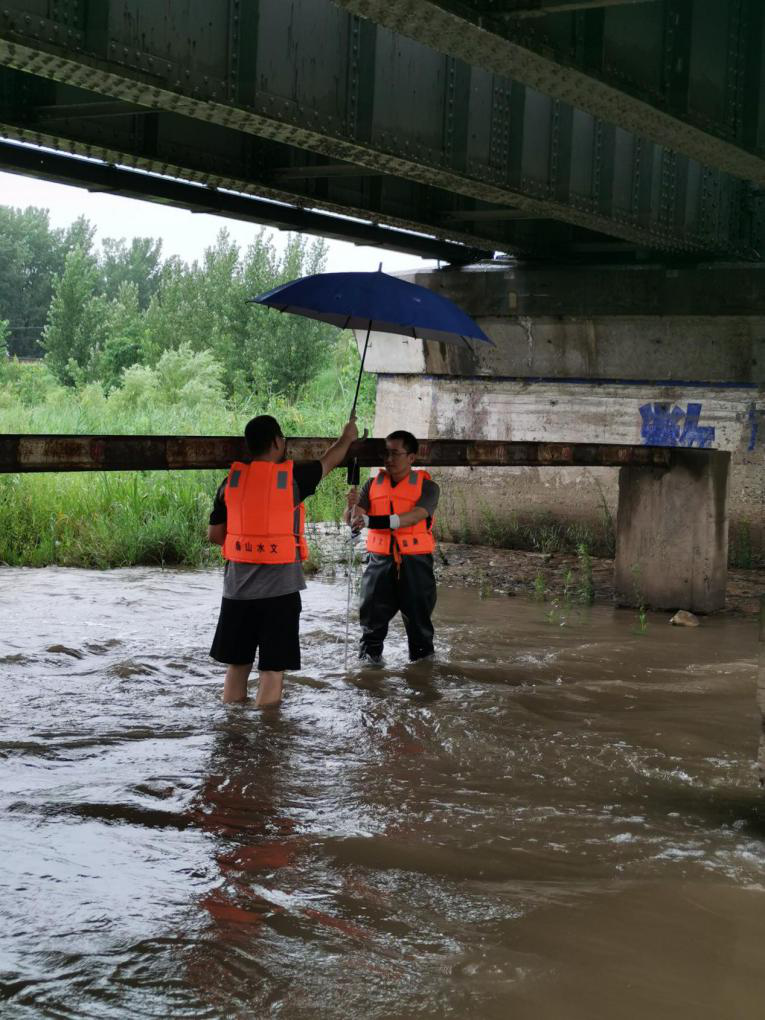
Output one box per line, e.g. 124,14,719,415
335,0,765,187
0,435,675,473
0,435,247,473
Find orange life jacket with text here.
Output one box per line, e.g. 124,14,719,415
366,469,435,557
222,460,308,565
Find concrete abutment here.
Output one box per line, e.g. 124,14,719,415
362,263,765,608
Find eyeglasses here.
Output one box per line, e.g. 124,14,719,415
383,449,408,460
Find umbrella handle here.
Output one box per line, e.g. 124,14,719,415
350,321,372,418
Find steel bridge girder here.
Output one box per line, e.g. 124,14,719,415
0,0,759,259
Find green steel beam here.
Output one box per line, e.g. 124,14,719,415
336,0,765,186
0,67,524,258
0,141,491,264
0,0,758,259
0,66,611,259
495,1,656,15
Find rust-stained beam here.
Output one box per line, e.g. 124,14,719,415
0,435,681,473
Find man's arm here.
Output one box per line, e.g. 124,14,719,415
354,507,429,529
392,507,429,527
207,523,226,546
319,416,360,479
344,478,372,525
207,479,227,545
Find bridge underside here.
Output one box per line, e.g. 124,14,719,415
0,0,763,263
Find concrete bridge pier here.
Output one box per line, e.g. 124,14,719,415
614,451,730,613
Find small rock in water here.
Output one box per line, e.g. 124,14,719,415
670,610,700,627
46,644,85,658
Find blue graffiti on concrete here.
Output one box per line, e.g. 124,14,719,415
639,402,715,448
747,403,762,452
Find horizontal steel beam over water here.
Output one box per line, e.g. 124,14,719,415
0,434,677,473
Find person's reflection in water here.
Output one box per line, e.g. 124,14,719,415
403,657,442,705
185,716,377,1013
185,715,301,1012
192,716,298,921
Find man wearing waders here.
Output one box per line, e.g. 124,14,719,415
208,413,358,706
345,431,439,666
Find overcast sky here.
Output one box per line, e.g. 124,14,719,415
0,167,438,275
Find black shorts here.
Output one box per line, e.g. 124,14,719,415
209,592,302,671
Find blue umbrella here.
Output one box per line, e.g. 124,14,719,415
250,269,493,415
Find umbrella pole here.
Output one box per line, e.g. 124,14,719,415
344,456,361,672
344,525,354,672
346,320,371,667
350,321,372,418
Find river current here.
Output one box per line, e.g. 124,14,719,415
1,566,763,1019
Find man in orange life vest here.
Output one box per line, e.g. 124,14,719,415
208,413,358,706
345,430,439,665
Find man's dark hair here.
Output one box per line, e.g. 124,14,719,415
244,414,283,456
386,430,418,455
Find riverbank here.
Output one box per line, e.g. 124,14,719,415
434,542,765,618
306,523,765,618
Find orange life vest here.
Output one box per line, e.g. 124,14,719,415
366,469,435,557
222,460,308,565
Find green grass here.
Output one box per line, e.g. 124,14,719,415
0,465,363,569
0,470,219,568
729,520,763,570
435,495,617,559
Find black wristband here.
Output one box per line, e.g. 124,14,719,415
367,514,390,530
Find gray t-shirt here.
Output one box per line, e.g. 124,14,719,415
209,461,322,600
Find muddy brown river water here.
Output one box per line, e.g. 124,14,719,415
1,566,763,1019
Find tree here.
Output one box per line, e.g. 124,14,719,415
143,230,253,392
42,246,107,385
0,207,97,359
240,233,335,399
62,215,96,255
143,229,337,401
101,236,163,309
0,207,76,358
108,342,225,412
89,282,148,390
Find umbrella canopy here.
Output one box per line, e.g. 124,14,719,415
250,270,493,347
250,269,494,416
